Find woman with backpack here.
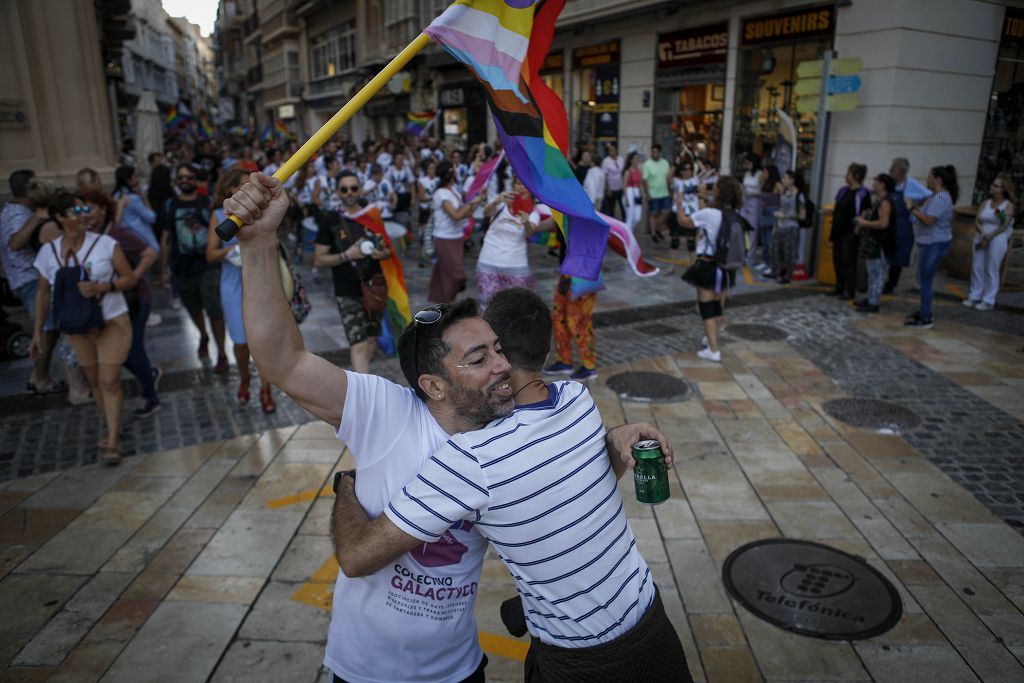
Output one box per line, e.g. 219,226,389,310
676,176,744,363
853,174,898,313
81,187,162,418
769,170,807,284
29,192,138,464
206,168,276,413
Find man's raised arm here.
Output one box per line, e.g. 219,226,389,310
227,172,348,428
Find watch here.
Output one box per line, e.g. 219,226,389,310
332,469,356,493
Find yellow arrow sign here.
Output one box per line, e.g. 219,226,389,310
797,59,823,78
795,78,821,96
832,57,864,76
797,93,859,113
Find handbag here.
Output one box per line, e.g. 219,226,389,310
361,273,388,315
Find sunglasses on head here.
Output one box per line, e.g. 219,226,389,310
338,185,360,194
67,205,92,216
412,305,445,389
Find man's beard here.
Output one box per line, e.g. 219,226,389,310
341,195,360,210
448,374,514,426
179,183,196,194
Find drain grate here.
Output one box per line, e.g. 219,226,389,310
606,372,692,403
723,539,903,640
725,323,789,341
822,398,922,432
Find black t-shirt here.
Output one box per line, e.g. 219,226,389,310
832,186,858,240
869,195,897,254
162,195,213,277
314,213,383,298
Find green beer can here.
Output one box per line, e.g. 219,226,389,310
632,440,670,504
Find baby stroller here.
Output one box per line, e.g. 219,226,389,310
0,277,31,360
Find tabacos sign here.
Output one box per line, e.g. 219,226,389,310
658,23,728,69
742,5,835,47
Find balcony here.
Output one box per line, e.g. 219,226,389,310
262,11,300,43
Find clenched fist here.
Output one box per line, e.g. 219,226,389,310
224,173,290,245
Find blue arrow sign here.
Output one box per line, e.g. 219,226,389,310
828,75,861,95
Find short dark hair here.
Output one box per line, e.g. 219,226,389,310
176,162,196,177
848,163,868,183
147,152,164,165
9,169,35,198
651,144,662,152
713,176,743,211
875,173,896,193
398,299,481,400
483,289,551,373
51,191,85,218
336,169,359,184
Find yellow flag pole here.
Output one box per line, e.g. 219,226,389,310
215,32,433,241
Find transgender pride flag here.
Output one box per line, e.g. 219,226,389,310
425,0,609,281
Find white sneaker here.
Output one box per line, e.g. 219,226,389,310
146,312,162,327
975,302,994,311
962,299,977,308
697,347,721,362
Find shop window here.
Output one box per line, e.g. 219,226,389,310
733,39,831,174
973,9,1024,205
653,70,725,166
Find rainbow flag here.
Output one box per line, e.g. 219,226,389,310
164,104,183,130
347,206,411,355
274,119,290,139
425,0,608,281
197,112,215,140
405,111,436,137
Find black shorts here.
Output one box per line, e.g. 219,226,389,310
682,259,729,293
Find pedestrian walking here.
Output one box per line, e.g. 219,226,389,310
831,163,870,299
207,168,276,412
600,141,625,217
964,173,1015,311
475,177,539,307
544,226,600,381
112,165,160,252
623,151,645,233
677,176,744,362
643,144,671,242
905,165,958,329
30,192,137,464
81,187,162,416
159,163,229,371
427,160,483,303
852,174,898,313
754,165,782,274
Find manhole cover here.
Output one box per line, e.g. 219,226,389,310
634,323,679,337
723,539,902,640
725,323,789,341
822,398,921,432
606,372,691,402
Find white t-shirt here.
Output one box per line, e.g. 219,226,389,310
691,207,723,257
418,175,439,209
477,204,538,269
33,233,128,321
325,372,487,683
583,167,605,207
376,151,394,170
432,187,468,240
387,381,655,647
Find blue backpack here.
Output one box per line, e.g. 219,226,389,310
50,237,105,334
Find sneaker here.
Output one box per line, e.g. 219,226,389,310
133,399,161,418
542,361,574,376
146,312,162,327
151,366,163,393
569,366,598,381
905,310,921,321
855,301,879,313
697,347,721,362
962,299,978,308
214,356,230,374
904,317,934,330
975,302,994,311
67,390,93,406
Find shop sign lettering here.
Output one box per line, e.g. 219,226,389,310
1004,8,1024,47
742,6,835,46
440,88,465,107
573,41,620,68
657,24,728,69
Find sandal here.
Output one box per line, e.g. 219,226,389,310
237,375,251,405
32,380,67,396
101,446,122,466
260,386,276,414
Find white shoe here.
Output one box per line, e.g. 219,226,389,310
146,312,162,327
697,348,721,362
975,302,994,311
700,335,709,348
962,299,977,308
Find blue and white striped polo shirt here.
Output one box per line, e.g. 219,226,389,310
386,381,655,646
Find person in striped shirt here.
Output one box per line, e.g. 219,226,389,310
333,288,691,681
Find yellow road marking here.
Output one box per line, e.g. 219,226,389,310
479,630,529,662
945,283,967,299
267,484,334,509
742,266,753,285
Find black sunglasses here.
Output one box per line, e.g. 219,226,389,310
338,185,360,194
412,306,445,389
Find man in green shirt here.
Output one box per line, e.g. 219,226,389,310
642,144,671,242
